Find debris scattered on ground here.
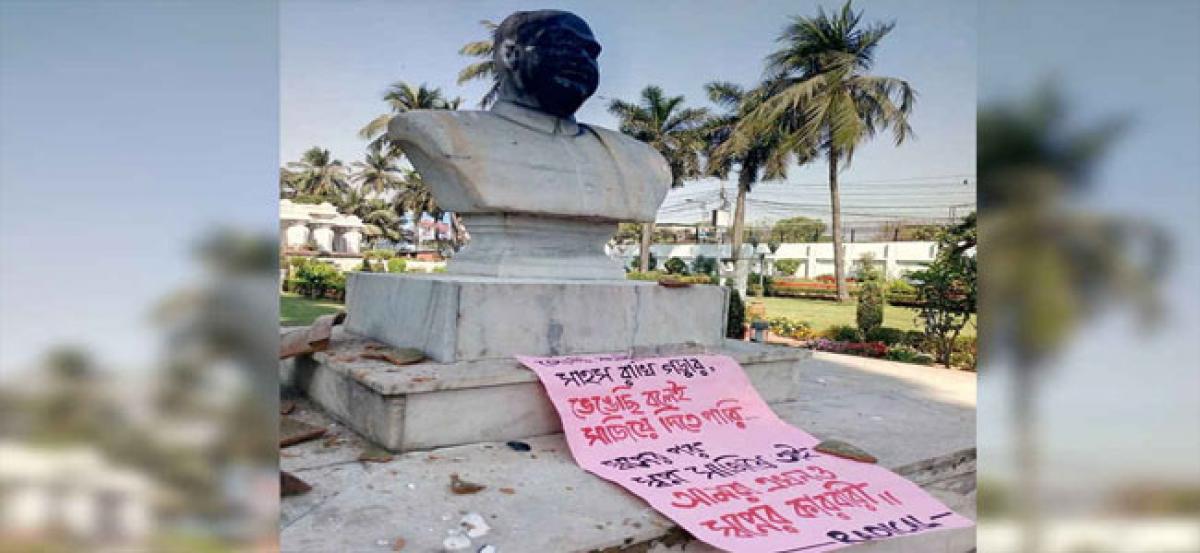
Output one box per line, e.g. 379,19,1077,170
442,534,471,551
280,311,346,359
406,483,417,490
449,473,486,495
815,439,878,463
392,537,406,551
281,471,311,496
321,435,341,448
360,347,425,366
461,512,490,538
477,545,497,553
504,440,531,452
358,446,395,463
280,400,296,415
498,487,515,495
280,417,327,448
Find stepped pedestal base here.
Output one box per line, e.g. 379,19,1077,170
282,329,810,452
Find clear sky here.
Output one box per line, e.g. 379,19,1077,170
0,1,278,371
281,0,977,225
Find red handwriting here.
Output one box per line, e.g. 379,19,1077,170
754,466,840,492
670,482,762,509
699,504,798,538
700,398,747,428
581,416,658,446
784,480,887,521
642,380,691,414
568,385,643,419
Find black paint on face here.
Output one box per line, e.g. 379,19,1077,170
519,22,601,118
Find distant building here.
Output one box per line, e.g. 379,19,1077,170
280,200,364,255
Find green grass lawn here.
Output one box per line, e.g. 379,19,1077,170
280,292,343,327
752,296,976,337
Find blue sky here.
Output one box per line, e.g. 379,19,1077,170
281,0,977,225
0,1,278,370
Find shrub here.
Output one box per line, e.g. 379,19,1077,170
627,252,658,271
365,249,395,260
951,351,977,371
358,258,373,272
807,339,887,358
774,259,801,277
295,260,341,299
692,255,717,276
911,215,976,367
663,257,689,275
902,330,929,349
886,345,935,365
864,326,906,346
884,278,920,306
822,325,862,342
626,270,664,281
726,288,745,339
856,278,884,335
387,258,407,273
766,317,814,340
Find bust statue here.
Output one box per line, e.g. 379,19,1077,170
388,10,671,280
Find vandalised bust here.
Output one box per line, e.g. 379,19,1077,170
388,10,671,280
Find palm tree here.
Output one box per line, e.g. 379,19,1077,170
393,168,439,220
457,20,501,108
352,150,403,199
746,1,915,301
286,147,349,200
704,80,806,294
608,86,709,271
359,81,456,155
979,83,1165,552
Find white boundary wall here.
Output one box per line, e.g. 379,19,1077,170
612,241,938,280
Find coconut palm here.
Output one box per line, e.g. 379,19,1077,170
703,80,808,294
352,150,403,199
608,86,709,271
979,83,1165,552
393,168,439,220
286,147,349,200
745,1,915,301
359,81,457,155
457,20,501,108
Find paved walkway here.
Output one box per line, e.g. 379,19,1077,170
281,349,976,552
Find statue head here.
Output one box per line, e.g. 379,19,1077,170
494,10,601,119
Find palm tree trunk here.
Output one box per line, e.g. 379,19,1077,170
1013,365,1043,552
729,169,752,297
638,223,654,272
828,149,848,302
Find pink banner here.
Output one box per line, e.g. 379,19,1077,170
518,352,973,552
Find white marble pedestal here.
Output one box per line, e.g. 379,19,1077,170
344,272,729,363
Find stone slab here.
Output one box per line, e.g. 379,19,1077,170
282,328,810,452
281,353,976,552
344,273,728,363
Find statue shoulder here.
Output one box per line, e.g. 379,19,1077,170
387,110,493,154
585,125,672,182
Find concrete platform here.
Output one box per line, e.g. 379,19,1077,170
280,352,977,552
344,273,729,362
281,328,812,452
